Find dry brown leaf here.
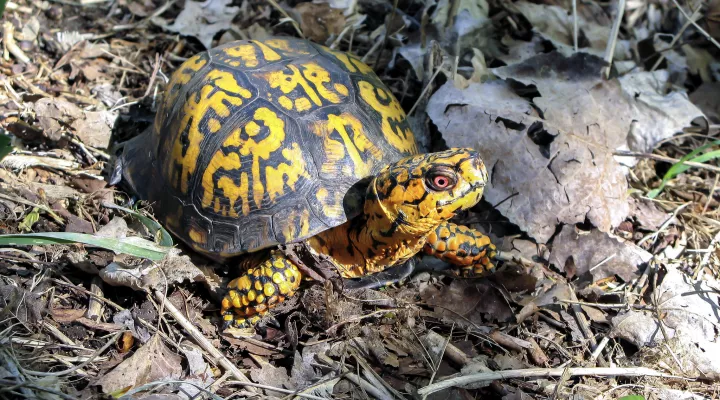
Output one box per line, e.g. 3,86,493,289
50,308,87,323
97,334,183,394
250,358,295,397
293,2,345,43
420,279,514,326
152,0,240,49
549,225,651,284
34,98,117,148
100,249,205,292
690,82,720,123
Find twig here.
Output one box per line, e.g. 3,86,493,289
614,151,720,174
265,0,304,38
2,22,31,64
324,308,400,333
20,331,123,377
572,0,578,51
0,192,64,224
650,7,702,71
602,0,627,78
407,65,442,117
153,290,256,392
638,202,690,246
668,0,720,50
695,231,720,278
417,367,689,396
374,0,399,68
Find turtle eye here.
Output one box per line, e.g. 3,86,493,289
426,168,457,191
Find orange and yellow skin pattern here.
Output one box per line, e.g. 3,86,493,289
222,149,496,328
222,250,302,327
424,223,497,276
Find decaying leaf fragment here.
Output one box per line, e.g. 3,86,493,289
34,98,117,148
610,266,720,379
293,2,345,43
97,334,182,395
549,225,651,284
428,52,703,243
153,0,240,49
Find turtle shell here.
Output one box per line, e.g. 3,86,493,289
120,37,419,258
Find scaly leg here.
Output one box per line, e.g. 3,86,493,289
221,250,303,328
423,222,497,276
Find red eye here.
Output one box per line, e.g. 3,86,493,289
434,176,450,188
426,169,457,191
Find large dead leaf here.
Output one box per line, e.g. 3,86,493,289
428,52,703,243
511,1,630,61
97,334,182,394
549,225,652,284
153,0,240,49
420,279,514,327
34,98,117,148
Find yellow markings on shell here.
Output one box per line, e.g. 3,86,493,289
224,44,261,67
265,143,311,202
295,97,312,112
188,228,206,244
325,48,374,74
281,208,311,241
316,188,344,219
201,108,308,216
262,63,347,112
302,63,345,104
264,39,310,55
250,40,283,61
247,290,256,301
278,281,292,295
208,118,222,133
169,70,252,194
313,112,383,178
358,80,417,154
279,96,293,110
334,83,349,96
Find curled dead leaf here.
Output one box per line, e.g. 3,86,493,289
293,2,345,43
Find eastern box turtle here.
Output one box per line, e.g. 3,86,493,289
116,37,497,328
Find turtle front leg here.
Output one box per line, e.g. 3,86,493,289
423,222,497,276
221,250,303,328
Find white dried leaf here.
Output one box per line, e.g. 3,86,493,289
153,0,240,49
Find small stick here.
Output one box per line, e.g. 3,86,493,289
572,0,578,51
650,7,702,71
601,0,627,78
669,0,720,50
265,0,304,38
153,290,256,392
2,22,31,64
85,277,105,321
695,231,720,279
417,367,689,395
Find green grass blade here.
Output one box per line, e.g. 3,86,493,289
0,133,12,162
648,140,720,198
103,203,174,247
0,232,170,260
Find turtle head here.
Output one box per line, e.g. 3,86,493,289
367,148,489,233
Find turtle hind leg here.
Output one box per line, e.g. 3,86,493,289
424,221,497,277
221,250,303,329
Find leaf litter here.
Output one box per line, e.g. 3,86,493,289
1,0,720,397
